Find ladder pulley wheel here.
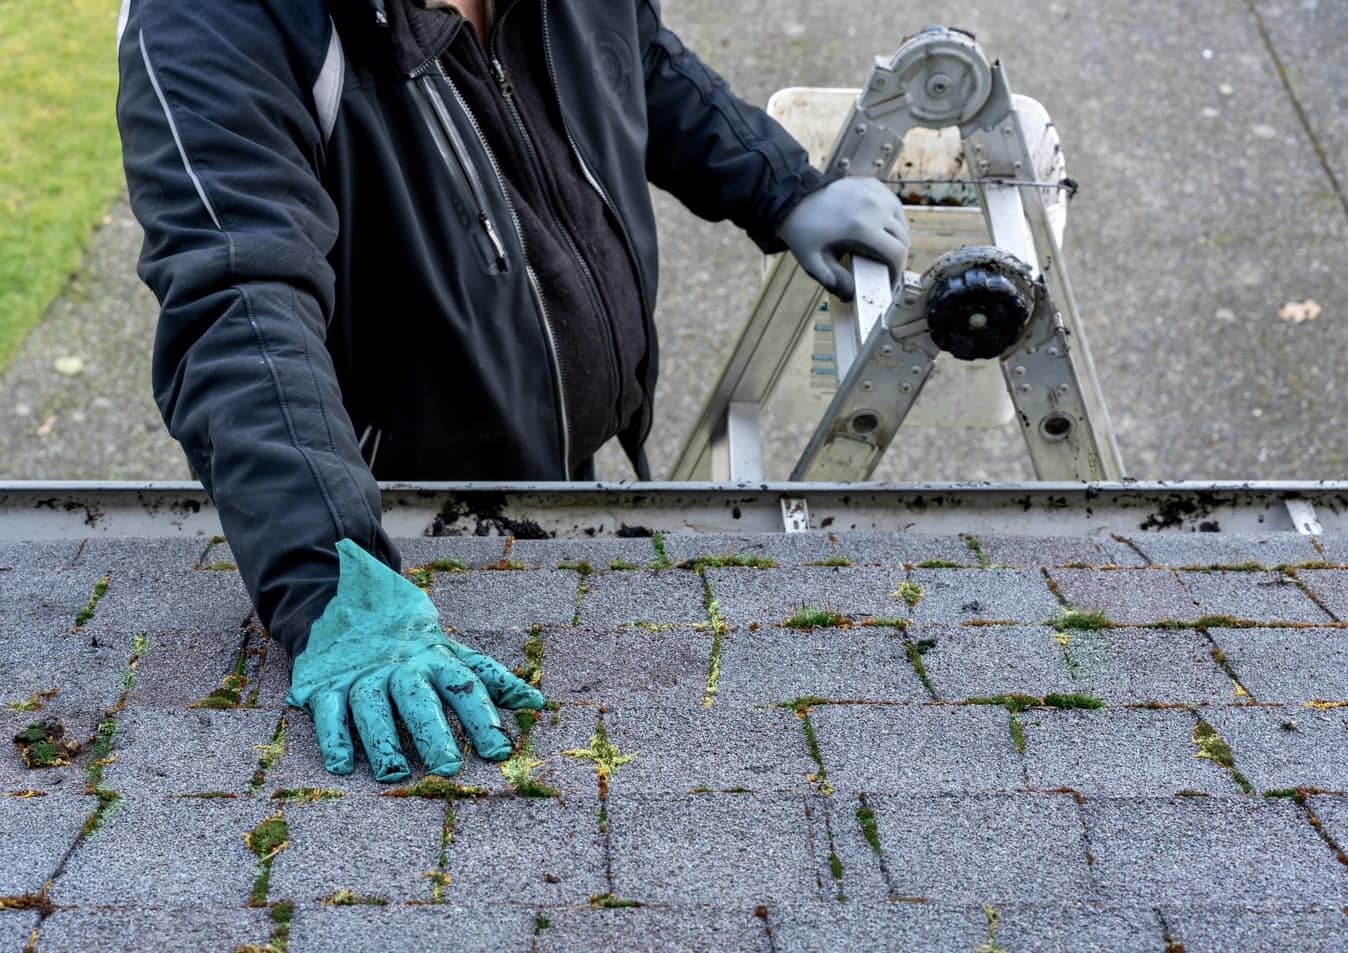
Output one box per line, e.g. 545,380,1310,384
926,261,1034,361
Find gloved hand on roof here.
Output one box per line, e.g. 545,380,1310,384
777,175,910,301
287,538,545,782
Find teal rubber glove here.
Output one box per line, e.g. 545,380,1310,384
287,538,545,782
777,175,910,301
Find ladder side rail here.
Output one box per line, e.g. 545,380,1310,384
1020,198,1126,478
791,276,935,480
668,253,823,480
1001,288,1112,480
960,68,1125,479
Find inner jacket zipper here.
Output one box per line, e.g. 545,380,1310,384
410,38,574,477
487,0,623,438
412,75,509,274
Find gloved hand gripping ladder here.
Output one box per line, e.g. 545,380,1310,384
670,27,1125,485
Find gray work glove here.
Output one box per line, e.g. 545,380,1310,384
776,176,909,301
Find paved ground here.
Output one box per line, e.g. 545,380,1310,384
2,528,1347,950
0,0,1345,481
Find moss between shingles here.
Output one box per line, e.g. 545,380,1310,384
915,558,969,569
904,638,937,698
77,634,149,841
976,903,1008,953
419,807,457,903
1176,562,1264,573
4,688,59,713
677,552,779,571
962,534,991,568
513,626,545,688
427,558,467,573
699,566,729,707
961,693,1103,752
500,736,559,799
0,891,55,915
828,848,846,901
404,558,469,589
1208,645,1254,700
856,803,881,854
807,555,854,568
1264,790,1348,868
484,558,527,571
383,776,488,800
894,581,924,608
197,534,227,568
557,559,595,575
783,606,850,630
791,705,833,795
589,893,641,909
1275,560,1341,572
323,890,387,906
1304,700,1348,710
272,787,344,804
563,722,634,799
1048,609,1111,630
1052,630,1079,680
246,715,287,795
190,648,253,710
1154,614,1251,630
245,811,290,907
81,715,120,839
572,573,595,626
964,693,1105,713
13,718,79,768
862,616,909,630
1191,719,1254,795
648,532,673,570
73,574,110,628
176,791,239,800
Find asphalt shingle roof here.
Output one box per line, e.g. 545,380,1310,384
2,530,1346,951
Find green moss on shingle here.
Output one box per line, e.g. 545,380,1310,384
74,574,110,627
895,581,924,607
856,803,881,854
1049,609,1110,630
679,553,779,571
783,606,849,630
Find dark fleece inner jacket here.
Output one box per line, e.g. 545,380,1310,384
115,0,828,655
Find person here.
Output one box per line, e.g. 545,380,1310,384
115,0,910,781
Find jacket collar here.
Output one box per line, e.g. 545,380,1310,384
372,0,465,76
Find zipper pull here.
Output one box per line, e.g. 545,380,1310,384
480,213,509,272
490,57,513,96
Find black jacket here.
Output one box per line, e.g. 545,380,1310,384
116,0,828,654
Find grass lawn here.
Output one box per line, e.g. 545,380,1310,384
0,0,126,372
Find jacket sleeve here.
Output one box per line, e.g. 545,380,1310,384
116,0,396,656
637,0,832,254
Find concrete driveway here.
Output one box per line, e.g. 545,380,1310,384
1,0,1343,480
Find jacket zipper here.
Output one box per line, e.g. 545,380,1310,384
414,76,509,274
538,0,656,447
486,4,623,436
428,55,573,477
